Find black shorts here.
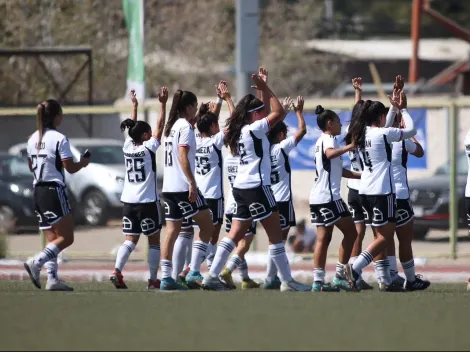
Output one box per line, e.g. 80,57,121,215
181,216,193,230
163,189,208,221
232,185,278,221
309,199,351,227
34,182,71,230
396,198,414,228
225,213,257,236
347,188,365,223
466,197,470,230
122,201,163,236
360,193,396,227
207,198,224,225
278,200,296,230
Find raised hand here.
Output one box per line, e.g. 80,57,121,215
157,86,168,104
251,74,268,91
294,96,304,113
352,77,363,91
394,75,405,90
209,101,217,113
398,90,407,110
217,81,230,100
388,86,401,108
130,89,138,107
282,97,294,111
259,67,268,83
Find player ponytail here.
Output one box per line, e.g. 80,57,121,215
120,118,151,143
267,121,287,144
196,103,218,135
36,99,62,151
224,94,264,156
164,89,198,137
347,100,386,147
344,100,364,144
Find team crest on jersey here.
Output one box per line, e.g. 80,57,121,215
319,208,335,222
122,216,132,230
249,202,266,217
372,208,384,222
141,218,156,232
397,209,410,223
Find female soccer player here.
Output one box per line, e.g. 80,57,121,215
24,99,90,291
161,89,215,290
389,100,430,291
109,88,168,290
262,95,307,289
345,90,417,291
202,71,310,292
309,105,361,292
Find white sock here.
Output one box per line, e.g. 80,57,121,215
206,243,217,269
172,232,192,279
34,243,60,269
226,254,243,273
238,259,250,281
313,268,325,283
269,243,292,282
335,262,345,279
373,262,381,283
374,259,392,285
209,238,236,278
45,258,58,281
114,240,136,272
160,259,172,279
401,259,416,282
190,240,208,273
348,256,358,265
388,255,398,279
148,244,160,281
266,249,278,280
351,250,373,276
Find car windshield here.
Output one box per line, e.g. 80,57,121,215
434,152,468,175
74,145,124,165
0,156,31,179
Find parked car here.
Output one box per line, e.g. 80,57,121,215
408,152,468,240
0,153,37,233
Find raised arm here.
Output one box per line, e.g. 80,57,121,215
218,81,235,115
293,96,306,145
154,86,168,142
130,89,138,121
385,75,405,128
251,74,286,127
352,77,362,104
257,67,269,105
212,80,226,117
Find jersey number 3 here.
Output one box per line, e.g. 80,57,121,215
126,158,146,183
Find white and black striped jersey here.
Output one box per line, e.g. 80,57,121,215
233,118,272,189
359,127,403,196
195,131,224,199
391,139,417,200
27,129,73,187
347,149,363,191
121,136,160,203
162,118,196,193
225,153,239,215
464,131,470,197
309,133,343,204
270,136,296,202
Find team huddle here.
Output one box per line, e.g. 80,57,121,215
24,67,433,292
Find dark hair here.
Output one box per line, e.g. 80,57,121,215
315,105,338,131
164,89,197,137
344,100,364,144
120,119,151,143
196,103,218,134
224,94,264,155
347,100,386,147
36,99,62,150
267,121,287,144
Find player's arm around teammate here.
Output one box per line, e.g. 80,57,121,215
24,100,90,291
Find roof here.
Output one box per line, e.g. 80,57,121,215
303,38,470,62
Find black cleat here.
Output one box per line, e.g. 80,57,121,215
405,275,431,291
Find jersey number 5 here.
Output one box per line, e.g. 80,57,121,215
126,158,146,183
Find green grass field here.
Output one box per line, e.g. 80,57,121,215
1,281,469,351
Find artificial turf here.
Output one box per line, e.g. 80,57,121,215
0,281,469,351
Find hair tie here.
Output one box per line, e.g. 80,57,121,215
247,104,265,113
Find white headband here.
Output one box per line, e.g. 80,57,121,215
247,104,265,113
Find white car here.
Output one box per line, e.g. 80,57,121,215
9,139,126,226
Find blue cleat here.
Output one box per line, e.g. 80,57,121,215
185,270,204,289
263,276,282,290
160,277,188,291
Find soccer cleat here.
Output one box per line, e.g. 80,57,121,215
147,279,161,290
160,277,188,291
46,280,74,291
202,275,232,291
379,281,405,292
178,266,190,283
356,279,374,290
311,281,340,292
263,276,282,290
110,270,128,289
24,258,41,289
405,275,431,291
219,268,237,289
280,279,311,292
185,270,204,289
332,276,354,291
241,278,261,289
392,274,406,288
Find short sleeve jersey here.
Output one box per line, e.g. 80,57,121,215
121,136,160,203
225,153,239,215
391,139,417,200
359,126,403,196
270,136,296,202
309,133,343,204
233,118,272,189
195,131,224,199
27,129,73,187
162,118,196,193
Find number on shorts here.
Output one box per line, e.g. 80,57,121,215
361,150,373,172
195,156,211,175
238,143,247,165
270,170,280,184
31,154,47,180
126,158,146,182
165,142,173,167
